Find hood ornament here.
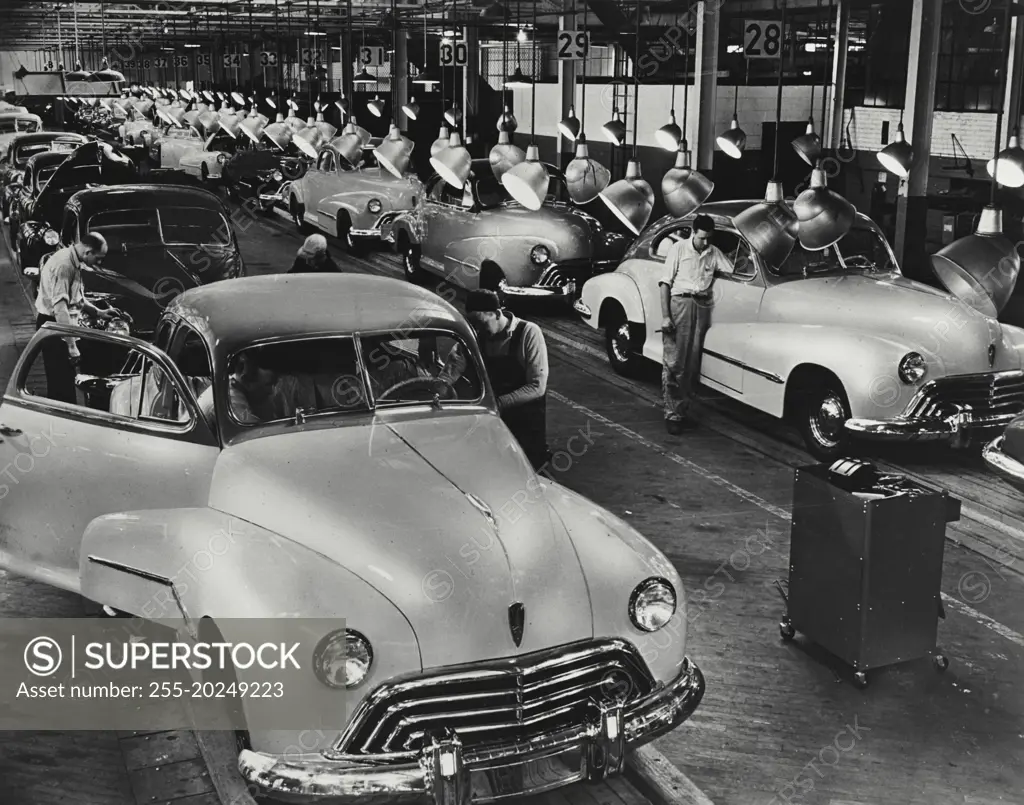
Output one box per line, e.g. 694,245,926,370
989,342,997,367
508,603,525,647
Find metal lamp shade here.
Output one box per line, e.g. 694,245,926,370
294,128,325,158
603,114,626,146
655,117,682,151
402,98,420,121
497,106,518,133
501,144,549,210
182,110,201,128
716,117,746,159
159,105,187,127
445,106,462,127
375,127,415,178
197,111,221,137
334,133,364,166
66,68,91,81
734,180,800,268
504,67,534,89
240,116,266,144
793,167,856,251
600,160,654,235
489,131,526,182
987,135,1024,188
431,132,473,189
263,122,293,150
231,91,246,106
931,206,1021,318
878,127,913,178
219,114,243,139
285,114,306,132
353,69,376,84
661,147,714,218
430,126,451,158
93,68,126,82
559,108,581,141
314,115,337,140
791,121,822,166
367,97,385,118
565,138,610,204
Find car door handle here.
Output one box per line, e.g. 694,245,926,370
0,425,22,436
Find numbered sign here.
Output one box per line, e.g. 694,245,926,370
153,56,169,69
260,51,279,67
196,53,212,67
142,59,152,69
556,29,590,60
359,46,385,66
300,48,316,66
744,20,783,58
222,52,242,69
439,40,468,67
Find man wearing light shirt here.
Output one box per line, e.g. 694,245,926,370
34,232,114,403
658,214,733,434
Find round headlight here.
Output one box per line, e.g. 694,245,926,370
898,352,927,384
629,577,676,632
272,169,283,182
367,198,382,214
530,244,550,265
43,229,59,246
106,318,131,336
217,153,227,164
313,629,373,689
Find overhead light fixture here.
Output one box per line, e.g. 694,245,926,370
517,28,527,42
793,163,856,250
559,106,581,141
412,66,440,85
184,43,201,48
431,131,473,189
231,91,245,106
504,66,533,89
987,128,1024,188
662,145,714,219
444,105,462,126
480,2,504,18
716,114,746,158
375,123,415,178
566,135,611,204
430,124,451,157
655,111,682,151
490,129,525,181
443,28,456,37
353,68,375,83
367,96,385,117
305,30,325,36
497,105,518,133
402,97,420,120
877,119,913,178
602,109,626,146
792,119,821,166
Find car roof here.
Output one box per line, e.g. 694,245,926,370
66,183,227,215
25,151,71,169
165,273,474,363
0,111,41,120
11,132,86,147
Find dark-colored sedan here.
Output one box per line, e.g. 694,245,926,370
21,183,245,339
6,150,75,236
1,132,89,217
222,145,309,213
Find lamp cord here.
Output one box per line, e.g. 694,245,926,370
580,0,587,134
669,7,676,119
773,0,787,179
681,1,689,148
632,0,640,158
530,0,537,143
821,0,834,140
808,0,818,126
991,0,1013,205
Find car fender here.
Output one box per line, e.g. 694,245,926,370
998,321,1024,367
734,324,934,420
579,272,645,330
386,210,424,246
318,195,363,230
79,506,422,755
290,174,309,208
544,481,689,685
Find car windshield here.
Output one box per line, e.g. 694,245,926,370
16,141,72,163
159,206,230,244
224,330,484,427
769,218,897,277
0,119,39,133
35,165,60,189
474,170,570,209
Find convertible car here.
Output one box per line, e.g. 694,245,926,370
0,273,703,804
20,183,244,338
386,161,630,305
288,141,422,254
0,131,89,217
575,204,1024,460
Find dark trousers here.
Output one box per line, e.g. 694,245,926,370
36,314,77,405
502,398,549,470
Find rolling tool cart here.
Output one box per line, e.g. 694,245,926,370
776,460,961,689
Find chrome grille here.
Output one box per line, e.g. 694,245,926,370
907,370,1024,421
338,639,654,756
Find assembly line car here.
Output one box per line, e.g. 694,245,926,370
575,204,1024,460
387,161,630,305
0,131,89,218
0,272,704,805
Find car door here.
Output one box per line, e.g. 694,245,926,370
422,178,477,285
0,325,219,593
303,150,334,229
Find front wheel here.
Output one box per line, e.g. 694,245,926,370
290,197,308,234
399,234,424,283
605,310,643,377
796,379,852,461
338,214,367,257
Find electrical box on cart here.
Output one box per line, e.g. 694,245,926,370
778,461,961,688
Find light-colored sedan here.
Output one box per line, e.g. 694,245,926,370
387,160,630,305
575,204,1024,460
0,111,43,154
287,142,422,254
149,126,233,181
0,273,704,804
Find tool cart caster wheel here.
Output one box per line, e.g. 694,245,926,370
933,655,949,672
779,618,795,641
853,672,868,689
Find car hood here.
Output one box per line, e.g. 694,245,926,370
486,204,593,252
762,272,1022,373
207,414,594,668
36,140,136,208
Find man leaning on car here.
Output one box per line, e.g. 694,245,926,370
659,214,733,434
34,231,115,403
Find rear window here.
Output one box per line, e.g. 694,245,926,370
86,206,230,247
160,206,229,245
0,119,40,134
88,209,161,248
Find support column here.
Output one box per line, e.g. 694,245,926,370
1002,13,1024,145
557,12,578,170
394,31,408,128
893,0,942,278
463,27,479,148
828,0,850,149
692,0,720,173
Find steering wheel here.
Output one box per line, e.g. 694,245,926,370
844,255,874,269
378,375,455,401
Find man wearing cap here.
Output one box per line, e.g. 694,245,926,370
659,214,734,434
465,290,550,469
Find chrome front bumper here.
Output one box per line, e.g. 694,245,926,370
351,211,401,239
258,180,291,207
238,657,704,805
844,404,1016,448
982,435,1024,491
498,278,576,300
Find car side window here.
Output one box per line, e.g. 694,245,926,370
651,224,692,261
59,211,78,246
19,332,193,426
716,232,756,279
317,151,335,172
166,324,213,401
